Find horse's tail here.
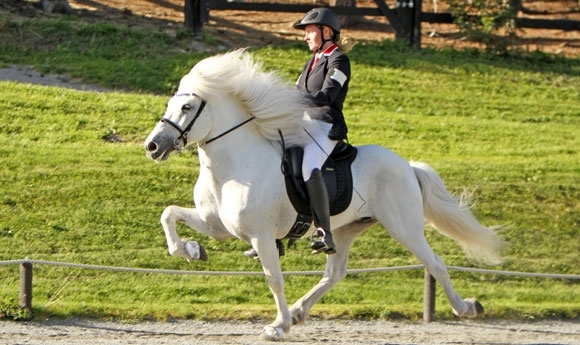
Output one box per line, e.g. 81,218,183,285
411,161,503,265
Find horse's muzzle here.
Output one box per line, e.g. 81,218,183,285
146,140,158,155
145,140,172,161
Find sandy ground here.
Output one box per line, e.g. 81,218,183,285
1,318,579,344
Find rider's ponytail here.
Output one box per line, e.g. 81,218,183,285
336,35,356,53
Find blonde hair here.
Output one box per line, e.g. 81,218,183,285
336,35,356,53
322,25,356,53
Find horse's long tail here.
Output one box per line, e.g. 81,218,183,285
411,161,503,265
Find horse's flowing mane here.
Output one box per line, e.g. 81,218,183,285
177,49,311,147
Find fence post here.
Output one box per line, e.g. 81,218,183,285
185,0,203,36
19,259,33,314
412,0,422,49
396,0,422,48
423,268,435,322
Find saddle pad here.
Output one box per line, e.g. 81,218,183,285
284,143,357,216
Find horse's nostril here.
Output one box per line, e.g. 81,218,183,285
147,141,158,153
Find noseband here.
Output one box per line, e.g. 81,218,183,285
160,92,206,148
159,92,256,148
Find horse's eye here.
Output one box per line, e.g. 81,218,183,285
182,104,192,111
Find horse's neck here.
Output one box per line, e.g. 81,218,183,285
197,119,279,184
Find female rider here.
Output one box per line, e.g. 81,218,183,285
293,8,355,254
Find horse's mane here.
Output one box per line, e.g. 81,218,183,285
177,49,311,147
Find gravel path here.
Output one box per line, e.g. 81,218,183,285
1,318,579,345
0,65,111,92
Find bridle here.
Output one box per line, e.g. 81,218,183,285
159,92,255,148
160,93,206,148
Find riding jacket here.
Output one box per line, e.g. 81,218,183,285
296,43,351,141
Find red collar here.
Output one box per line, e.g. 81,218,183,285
322,43,338,56
316,43,338,58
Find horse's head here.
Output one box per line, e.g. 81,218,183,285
144,92,209,161
145,50,311,162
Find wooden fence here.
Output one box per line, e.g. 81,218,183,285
184,0,580,48
4,258,580,322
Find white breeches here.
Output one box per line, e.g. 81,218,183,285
302,120,337,181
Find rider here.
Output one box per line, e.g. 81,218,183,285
293,8,355,255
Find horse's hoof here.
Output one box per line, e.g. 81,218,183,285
454,298,484,317
244,248,259,259
291,314,302,325
470,298,484,315
198,244,208,261
262,325,284,341
290,307,306,325
185,241,208,261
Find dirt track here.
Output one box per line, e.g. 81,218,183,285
1,318,579,344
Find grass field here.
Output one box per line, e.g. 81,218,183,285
1,16,579,321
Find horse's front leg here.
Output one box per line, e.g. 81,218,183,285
160,205,230,261
252,237,291,341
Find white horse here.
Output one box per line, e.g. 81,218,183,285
144,50,502,341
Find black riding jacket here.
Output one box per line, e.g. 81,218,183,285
296,44,351,141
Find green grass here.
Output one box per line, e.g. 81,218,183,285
0,15,579,322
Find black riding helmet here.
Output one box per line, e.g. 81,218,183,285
293,7,340,42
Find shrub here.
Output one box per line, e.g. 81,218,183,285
447,0,519,54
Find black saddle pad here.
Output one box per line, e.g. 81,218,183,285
283,142,357,217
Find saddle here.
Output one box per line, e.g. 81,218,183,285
281,141,358,241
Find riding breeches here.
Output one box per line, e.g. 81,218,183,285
302,120,337,181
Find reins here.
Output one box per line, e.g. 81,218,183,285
202,116,256,146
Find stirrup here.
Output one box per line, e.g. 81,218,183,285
310,229,336,255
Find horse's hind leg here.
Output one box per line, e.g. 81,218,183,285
289,223,369,324
371,162,483,318
385,217,482,317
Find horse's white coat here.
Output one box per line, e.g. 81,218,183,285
144,50,502,341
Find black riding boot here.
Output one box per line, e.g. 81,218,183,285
306,169,336,254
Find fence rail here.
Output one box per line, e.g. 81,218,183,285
2,258,579,322
207,0,580,29
185,0,580,47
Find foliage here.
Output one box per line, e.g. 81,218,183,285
447,0,519,54
0,16,579,322
0,297,32,321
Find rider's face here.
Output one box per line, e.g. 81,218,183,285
303,24,323,52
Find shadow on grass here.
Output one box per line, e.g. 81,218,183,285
1,0,579,94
